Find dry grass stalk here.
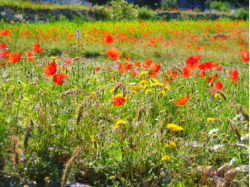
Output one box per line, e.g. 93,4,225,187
60,89,87,98
228,119,241,141
61,146,82,187
10,136,20,168
72,57,86,63
137,106,146,121
113,82,123,94
169,65,183,75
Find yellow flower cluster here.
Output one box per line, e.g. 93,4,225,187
115,120,126,129
161,155,170,162
166,141,176,149
166,124,184,131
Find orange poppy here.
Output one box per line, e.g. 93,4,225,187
28,57,34,62
199,71,205,78
125,55,130,61
112,96,126,106
0,62,4,66
216,66,222,71
6,52,21,64
106,48,122,61
25,50,33,57
185,55,200,69
33,43,43,53
107,67,111,70
0,29,10,36
44,62,57,76
0,43,6,49
104,33,114,44
144,59,153,68
211,81,223,92
206,74,217,83
0,50,9,58
53,74,67,85
95,67,101,71
134,61,141,66
173,94,189,105
182,67,192,78
242,53,249,62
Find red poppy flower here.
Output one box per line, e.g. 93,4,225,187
0,50,9,58
242,53,249,62
125,55,130,61
95,67,101,71
134,61,141,66
150,63,160,77
104,33,114,44
204,61,213,70
44,62,57,76
6,52,21,64
0,29,10,36
124,63,133,71
25,50,33,57
182,67,192,78
200,71,205,78
216,66,223,71
112,96,126,106
185,55,200,69
206,74,217,83
173,94,189,105
0,43,6,49
144,59,153,68
28,57,34,62
107,67,111,70
33,43,43,53
211,81,223,92
198,63,207,71
132,72,137,77
53,74,67,85
106,48,122,61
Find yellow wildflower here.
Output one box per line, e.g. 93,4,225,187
115,93,123,98
158,91,166,97
161,155,170,162
151,82,163,87
139,71,148,77
145,89,152,94
24,185,29,187
166,124,184,131
166,141,176,149
50,56,58,60
131,85,143,91
115,119,126,129
214,93,221,98
44,177,49,181
207,118,215,122
164,85,170,90
222,139,228,144
140,80,146,84
90,91,96,96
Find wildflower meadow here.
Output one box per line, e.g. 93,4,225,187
0,9,249,187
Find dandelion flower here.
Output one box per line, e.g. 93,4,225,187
167,124,184,131
214,93,221,98
164,85,170,90
140,80,146,84
90,91,96,96
151,82,163,87
161,155,170,162
207,118,215,122
115,120,126,128
166,141,176,149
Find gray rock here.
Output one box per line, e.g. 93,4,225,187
213,176,230,187
63,9,72,17
204,9,210,13
51,9,59,17
65,182,92,187
13,14,24,22
211,9,218,13
5,9,12,19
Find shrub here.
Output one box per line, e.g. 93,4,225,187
232,8,249,20
211,1,230,11
110,0,138,21
161,0,178,9
193,7,201,12
138,6,154,20
88,5,111,20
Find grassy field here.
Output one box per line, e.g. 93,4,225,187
0,18,249,187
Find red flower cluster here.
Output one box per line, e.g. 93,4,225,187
44,62,67,85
